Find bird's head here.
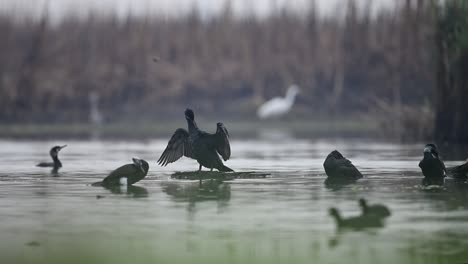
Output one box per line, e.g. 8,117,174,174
423,143,439,158
287,84,300,96
185,109,195,121
50,145,67,158
132,158,149,174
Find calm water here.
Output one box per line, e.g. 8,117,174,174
0,138,467,264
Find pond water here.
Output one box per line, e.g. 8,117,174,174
0,138,467,264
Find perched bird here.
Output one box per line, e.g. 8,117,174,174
158,109,232,172
359,198,391,218
93,158,149,187
419,143,446,185
323,150,363,183
329,207,384,230
257,85,300,119
447,159,468,181
36,145,67,170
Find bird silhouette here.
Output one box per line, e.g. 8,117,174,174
93,158,149,187
257,85,300,119
419,143,446,185
324,150,363,183
158,109,232,172
359,198,391,218
36,145,67,172
329,207,384,230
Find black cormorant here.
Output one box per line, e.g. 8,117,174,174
329,208,384,230
93,158,149,186
359,198,391,218
158,109,233,172
36,145,67,170
323,150,363,183
419,143,446,185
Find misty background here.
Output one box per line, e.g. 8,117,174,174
0,0,465,142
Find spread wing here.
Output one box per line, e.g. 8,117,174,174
158,128,192,166
215,123,231,161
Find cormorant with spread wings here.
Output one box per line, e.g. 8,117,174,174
158,109,233,172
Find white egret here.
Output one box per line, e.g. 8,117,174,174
257,85,300,119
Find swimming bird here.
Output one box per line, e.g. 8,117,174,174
257,85,300,119
93,158,149,186
329,207,384,230
158,109,232,172
359,198,391,218
419,143,446,185
36,145,67,170
323,150,363,183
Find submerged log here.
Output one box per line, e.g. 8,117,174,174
171,171,270,180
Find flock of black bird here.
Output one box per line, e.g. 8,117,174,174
35,108,468,230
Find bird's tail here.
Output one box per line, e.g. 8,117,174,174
218,164,234,172
91,181,103,187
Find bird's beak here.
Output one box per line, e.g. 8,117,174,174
59,145,67,150
423,147,431,153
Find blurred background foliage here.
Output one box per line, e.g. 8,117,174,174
434,0,468,144
0,0,466,142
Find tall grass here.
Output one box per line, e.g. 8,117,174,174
0,0,435,124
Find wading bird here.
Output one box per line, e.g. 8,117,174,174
158,109,232,172
257,85,300,119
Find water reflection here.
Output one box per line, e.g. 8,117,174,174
324,178,357,191
99,185,149,198
162,179,231,202
328,201,388,249
162,180,231,215
50,168,60,176
420,180,468,211
1,139,468,263
329,228,383,249
421,177,445,186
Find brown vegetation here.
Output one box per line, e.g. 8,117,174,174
434,0,468,144
0,0,436,134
